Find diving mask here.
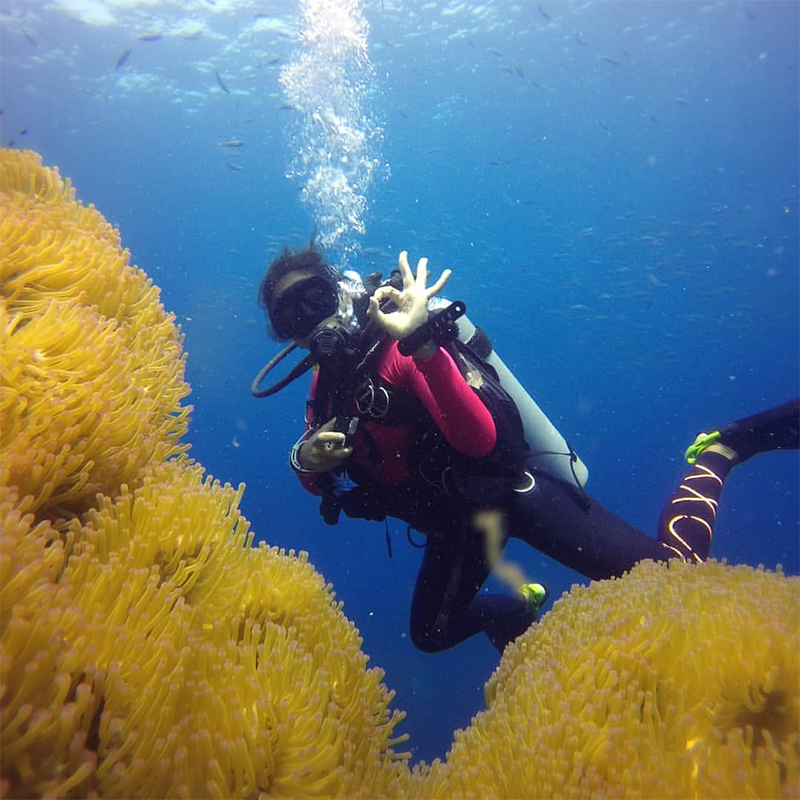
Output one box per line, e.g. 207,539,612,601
271,275,339,341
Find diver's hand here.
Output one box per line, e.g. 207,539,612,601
367,250,451,340
297,417,353,472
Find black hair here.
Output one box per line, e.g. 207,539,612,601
258,243,341,341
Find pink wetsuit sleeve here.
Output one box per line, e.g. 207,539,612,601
297,469,325,496
380,342,496,457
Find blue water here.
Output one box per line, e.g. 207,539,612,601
2,0,798,766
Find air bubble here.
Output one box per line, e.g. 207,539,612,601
281,0,384,257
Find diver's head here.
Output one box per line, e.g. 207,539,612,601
259,243,366,351
259,244,342,344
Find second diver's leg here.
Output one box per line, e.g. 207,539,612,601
714,397,799,464
409,520,540,654
658,397,800,562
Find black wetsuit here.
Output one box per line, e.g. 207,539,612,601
302,338,800,654
407,399,799,654
404,465,671,653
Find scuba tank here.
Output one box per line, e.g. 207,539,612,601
402,295,588,488
450,311,589,487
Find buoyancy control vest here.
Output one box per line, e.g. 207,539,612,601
311,285,529,526
452,312,589,487
349,334,528,504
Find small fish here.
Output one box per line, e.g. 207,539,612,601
675,96,690,105
646,273,664,288
537,3,550,20
23,31,37,47
575,35,590,47
19,128,28,136
226,162,244,171
214,70,230,94
599,55,619,66
278,103,297,111
137,32,162,41
218,139,245,148
114,48,131,71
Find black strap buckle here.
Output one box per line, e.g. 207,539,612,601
398,301,466,357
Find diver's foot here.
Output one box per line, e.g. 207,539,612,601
685,398,800,466
519,582,548,619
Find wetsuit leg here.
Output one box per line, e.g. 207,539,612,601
657,398,799,561
409,521,534,654
716,398,799,464
509,468,673,581
657,451,732,562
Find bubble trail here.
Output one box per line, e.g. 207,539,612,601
280,0,384,257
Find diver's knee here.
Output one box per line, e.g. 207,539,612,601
410,619,450,653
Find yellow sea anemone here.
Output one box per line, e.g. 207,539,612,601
5,147,797,800
1,458,410,798
414,559,799,799
0,149,410,799
0,148,191,519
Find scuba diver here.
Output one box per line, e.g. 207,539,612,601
252,242,800,655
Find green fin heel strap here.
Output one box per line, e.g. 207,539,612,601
684,430,722,465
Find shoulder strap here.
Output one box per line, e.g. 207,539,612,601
311,273,399,422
